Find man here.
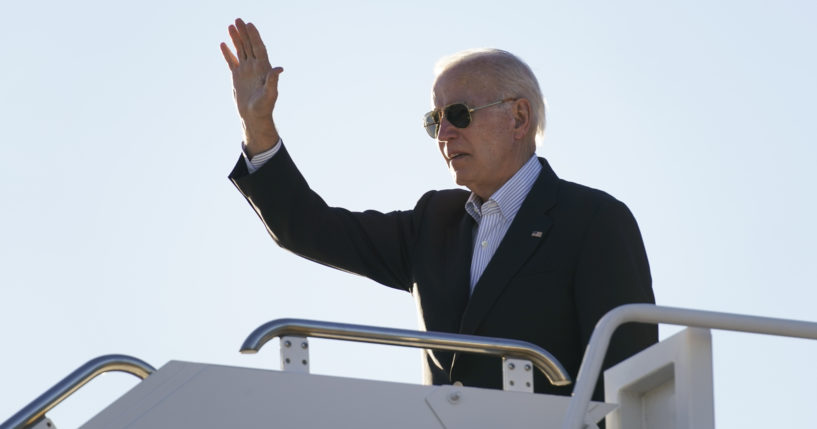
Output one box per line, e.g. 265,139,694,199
222,18,656,400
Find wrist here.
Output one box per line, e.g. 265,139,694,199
242,117,279,158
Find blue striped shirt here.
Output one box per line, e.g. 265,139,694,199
465,155,542,293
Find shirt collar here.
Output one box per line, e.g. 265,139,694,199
465,154,542,224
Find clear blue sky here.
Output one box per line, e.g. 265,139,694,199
1,1,815,427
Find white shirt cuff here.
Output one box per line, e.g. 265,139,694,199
243,138,283,174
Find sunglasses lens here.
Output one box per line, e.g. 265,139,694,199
423,111,440,138
444,104,471,128
422,104,473,138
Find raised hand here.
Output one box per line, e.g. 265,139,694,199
220,18,284,157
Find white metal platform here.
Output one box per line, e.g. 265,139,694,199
80,360,613,429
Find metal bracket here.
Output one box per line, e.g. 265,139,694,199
279,336,310,373
29,417,56,429
502,357,534,392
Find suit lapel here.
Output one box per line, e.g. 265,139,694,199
446,213,474,319
434,212,474,374
458,158,559,336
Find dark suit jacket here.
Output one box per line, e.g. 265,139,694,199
230,145,657,399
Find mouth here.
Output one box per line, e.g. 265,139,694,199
447,152,468,162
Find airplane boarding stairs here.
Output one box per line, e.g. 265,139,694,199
5,304,817,429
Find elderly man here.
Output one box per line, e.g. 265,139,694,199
222,18,656,400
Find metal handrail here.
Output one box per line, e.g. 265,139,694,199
0,354,155,429
241,318,571,386
561,304,817,429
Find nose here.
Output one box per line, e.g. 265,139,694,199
437,117,457,142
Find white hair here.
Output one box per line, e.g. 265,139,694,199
433,48,547,146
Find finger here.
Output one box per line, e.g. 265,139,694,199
228,25,245,61
235,18,255,59
246,22,269,62
219,42,239,70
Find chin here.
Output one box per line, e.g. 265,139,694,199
449,171,464,186
452,177,472,190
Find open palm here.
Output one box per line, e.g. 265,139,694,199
220,19,283,136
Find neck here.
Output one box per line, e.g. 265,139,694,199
472,152,536,201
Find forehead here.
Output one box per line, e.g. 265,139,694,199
432,66,497,107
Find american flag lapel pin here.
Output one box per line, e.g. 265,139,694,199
531,231,543,238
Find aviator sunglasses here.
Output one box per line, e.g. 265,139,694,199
423,98,516,139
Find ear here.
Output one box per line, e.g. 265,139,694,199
511,98,532,140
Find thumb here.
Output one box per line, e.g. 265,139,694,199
264,67,284,99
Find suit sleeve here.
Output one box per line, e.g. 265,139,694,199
573,198,658,397
229,144,427,292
